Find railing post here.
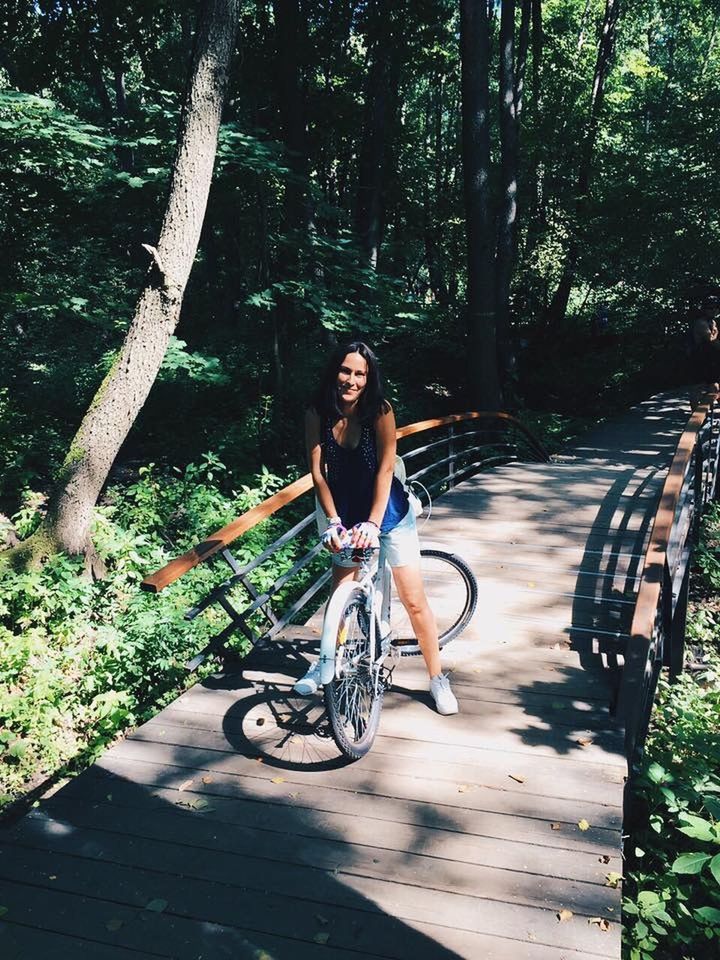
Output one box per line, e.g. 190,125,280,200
669,564,690,682
711,399,720,503
448,424,456,487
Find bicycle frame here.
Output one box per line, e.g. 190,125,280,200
317,547,394,687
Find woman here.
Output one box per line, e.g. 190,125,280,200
293,340,458,715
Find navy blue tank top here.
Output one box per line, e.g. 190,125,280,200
323,420,409,533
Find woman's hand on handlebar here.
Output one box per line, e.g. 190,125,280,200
321,521,348,553
350,520,380,549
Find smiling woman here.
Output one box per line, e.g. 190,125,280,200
292,340,459,715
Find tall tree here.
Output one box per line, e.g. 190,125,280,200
6,0,240,569
495,0,531,376
460,0,501,408
546,0,621,327
355,0,400,269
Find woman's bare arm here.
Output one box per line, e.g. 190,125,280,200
367,404,397,528
306,408,339,521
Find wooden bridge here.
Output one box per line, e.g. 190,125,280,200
1,389,717,960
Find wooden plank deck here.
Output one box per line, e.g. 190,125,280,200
0,391,692,960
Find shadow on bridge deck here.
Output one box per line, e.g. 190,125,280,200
0,391,692,960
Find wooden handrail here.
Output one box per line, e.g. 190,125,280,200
618,389,718,757
141,410,545,594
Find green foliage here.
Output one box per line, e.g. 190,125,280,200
0,458,310,810
623,505,720,959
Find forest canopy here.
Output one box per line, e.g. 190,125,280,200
1,0,719,515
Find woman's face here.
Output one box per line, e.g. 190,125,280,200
336,351,368,409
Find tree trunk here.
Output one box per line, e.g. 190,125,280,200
546,0,621,328
8,0,239,568
114,65,135,171
530,0,545,231
460,0,500,409
355,0,398,269
269,0,310,435
495,0,521,378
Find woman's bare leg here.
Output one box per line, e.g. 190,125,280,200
391,564,442,678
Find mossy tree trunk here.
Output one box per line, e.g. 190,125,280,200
10,0,239,569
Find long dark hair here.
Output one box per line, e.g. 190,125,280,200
311,340,389,424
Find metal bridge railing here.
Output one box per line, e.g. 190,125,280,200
141,412,549,670
617,392,720,774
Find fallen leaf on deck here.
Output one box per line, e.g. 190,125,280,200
315,914,328,926
605,872,623,888
551,823,561,830
527,581,536,588
550,701,567,710
289,792,300,799
313,933,330,945
0,906,8,918
145,899,168,913
578,819,590,831
271,777,286,784
201,776,213,784
457,783,470,793
576,737,592,748
178,778,194,792
599,854,611,863
588,917,610,931
106,918,123,932
557,909,573,923
106,794,113,801
255,757,264,763
508,774,526,784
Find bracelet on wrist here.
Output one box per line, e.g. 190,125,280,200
366,519,380,530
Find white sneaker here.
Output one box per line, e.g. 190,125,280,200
429,673,459,715
293,660,323,696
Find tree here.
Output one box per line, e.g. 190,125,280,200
545,0,621,327
5,0,240,570
460,0,500,408
355,0,401,269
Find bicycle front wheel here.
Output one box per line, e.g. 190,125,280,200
391,549,478,656
324,591,383,761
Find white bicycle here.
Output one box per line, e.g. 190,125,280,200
318,544,478,760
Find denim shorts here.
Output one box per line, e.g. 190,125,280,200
316,502,421,569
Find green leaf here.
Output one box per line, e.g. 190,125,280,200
677,813,716,843
671,852,712,874
695,906,720,924
647,762,667,784
710,853,720,886
145,898,168,913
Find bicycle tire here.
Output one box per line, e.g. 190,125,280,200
324,590,384,760
391,549,478,656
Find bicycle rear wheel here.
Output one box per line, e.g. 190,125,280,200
391,549,478,655
324,591,383,760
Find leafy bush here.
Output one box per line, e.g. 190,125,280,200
0,455,308,811
622,664,720,959
623,506,720,959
